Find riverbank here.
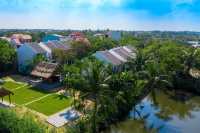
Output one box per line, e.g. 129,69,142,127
106,89,200,133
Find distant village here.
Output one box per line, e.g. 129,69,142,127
0,30,136,128
0,31,132,73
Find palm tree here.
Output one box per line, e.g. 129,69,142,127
81,59,112,133
65,58,112,133
183,48,200,75
127,49,172,105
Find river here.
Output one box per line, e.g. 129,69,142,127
105,90,200,133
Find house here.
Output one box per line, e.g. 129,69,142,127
42,34,67,42
69,32,90,47
17,43,48,73
187,41,199,45
0,37,11,42
94,46,136,71
10,34,32,48
106,31,122,41
42,40,72,59
69,32,84,40
31,61,63,91
31,62,59,82
192,44,200,48
17,40,71,73
94,33,106,39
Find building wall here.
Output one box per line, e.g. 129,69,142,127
108,31,122,41
17,44,37,73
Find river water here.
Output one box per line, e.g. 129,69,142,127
106,90,200,133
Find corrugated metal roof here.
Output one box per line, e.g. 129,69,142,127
102,51,123,65
95,46,136,66
46,41,71,51
28,43,46,54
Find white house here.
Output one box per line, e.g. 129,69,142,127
187,41,199,45
17,41,71,73
94,46,136,71
17,43,48,73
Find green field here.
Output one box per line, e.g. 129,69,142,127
2,81,24,90
27,94,73,116
1,80,72,116
6,86,48,105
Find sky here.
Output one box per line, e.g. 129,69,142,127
0,0,200,31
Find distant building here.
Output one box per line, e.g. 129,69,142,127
94,46,136,71
192,44,200,48
106,31,122,41
0,37,11,42
11,34,32,48
69,32,90,46
69,32,84,40
187,41,199,45
42,34,67,42
42,40,71,59
187,41,200,48
93,33,106,40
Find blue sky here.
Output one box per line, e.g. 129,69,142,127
0,0,200,31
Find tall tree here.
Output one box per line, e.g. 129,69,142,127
0,39,16,73
64,59,112,132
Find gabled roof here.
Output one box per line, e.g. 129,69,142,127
95,46,136,66
28,43,47,54
31,62,59,79
46,41,71,51
11,34,32,40
102,51,123,65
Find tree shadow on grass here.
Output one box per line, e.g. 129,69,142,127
26,86,50,94
52,94,71,100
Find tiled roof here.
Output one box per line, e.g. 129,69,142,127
11,34,32,40
46,41,71,51
101,51,123,65
12,38,21,45
28,43,46,54
95,46,136,66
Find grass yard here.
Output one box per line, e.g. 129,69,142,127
1,78,73,116
5,85,48,105
27,94,73,116
2,81,24,91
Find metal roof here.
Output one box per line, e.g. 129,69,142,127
28,43,47,54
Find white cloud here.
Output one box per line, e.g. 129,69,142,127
72,0,122,8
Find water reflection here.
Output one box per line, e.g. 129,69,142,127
106,90,200,133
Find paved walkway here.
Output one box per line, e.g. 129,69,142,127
0,101,15,108
47,108,81,127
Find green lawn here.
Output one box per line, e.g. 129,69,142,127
5,85,48,105
1,80,73,116
2,81,24,91
27,94,73,116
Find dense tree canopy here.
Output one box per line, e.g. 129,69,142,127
0,39,16,73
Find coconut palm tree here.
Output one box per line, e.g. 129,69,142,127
183,48,200,75
81,59,112,133
65,58,112,133
127,49,172,105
